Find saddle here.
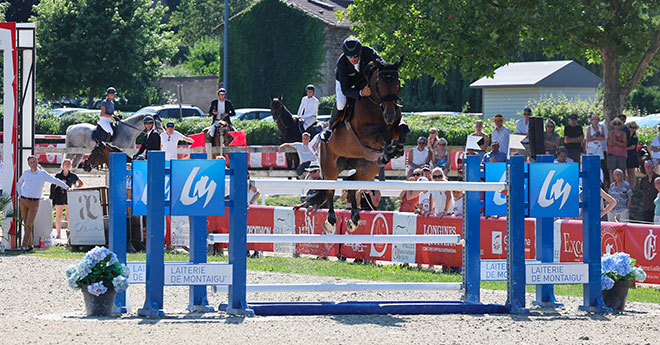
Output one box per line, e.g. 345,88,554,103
92,123,118,143
330,99,355,131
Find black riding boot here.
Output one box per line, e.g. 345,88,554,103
321,106,339,142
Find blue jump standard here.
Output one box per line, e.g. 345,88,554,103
218,301,508,316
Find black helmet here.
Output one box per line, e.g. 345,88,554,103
342,37,362,57
306,84,315,91
106,87,116,94
143,115,154,123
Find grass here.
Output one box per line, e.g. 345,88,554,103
23,246,660,304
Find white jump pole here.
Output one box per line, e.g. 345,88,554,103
214,282,462,293
208,234,463,244
251,179,506,192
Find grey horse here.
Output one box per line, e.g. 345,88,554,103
65,113,164,168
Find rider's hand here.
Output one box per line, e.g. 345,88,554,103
132,154,139,160
360,86,371,97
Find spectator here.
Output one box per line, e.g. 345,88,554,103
607,117,628,182
655,177,660,225
555,148,574,163
17,155,70,251
407,136,432,178
422,165,432,180
625,121,639,189
296,84,319,132
427,127,439,150
640,160,659,222
308,122,328,161
415,176,434,217
608,169,632,222
160,122,194,161
482,141,507,163
432,138,450,175
470,120,489,156
543,120,560,157
356,189,381,211
133,116,161,160
585,114,608,182
247,172,261,258
430,167,453,217
50,159,84,239
399,169,422,212
650,124,660,168
490,114,511,155
514,107,532,156
563,114,584,163
451,190,464,216
278,132,316,178
295,162,325,209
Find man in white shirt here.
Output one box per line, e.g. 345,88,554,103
297,85,319,131
514,108,531,157
16,155,70,251
160,122,194,161
490,114,512,155
278,132,317,178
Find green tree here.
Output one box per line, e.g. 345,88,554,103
344,0,660,123
186,37,220,75
32,0,177,106
170,0,255,44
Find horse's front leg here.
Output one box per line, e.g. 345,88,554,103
323,189,337,233
346,190,360,232
376,126,393,167
392,121,410,158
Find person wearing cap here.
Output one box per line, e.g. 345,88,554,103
133,116,161,160
482,141,507,163
278,132,316,178
296,85,319,132
96,87,120,143
160,122,194,161
407,136,432,178
651,125,660,168
607,117,628,182
208,87,236,133
563,114,584,163
490,114,512,155
514,107,532,157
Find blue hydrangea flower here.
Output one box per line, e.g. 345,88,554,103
67,272,81,289
87,282,108,296
601,275,615,290
633,267,647,282
65,265,78,279
77,259,93,278
112,275,129,293
120,264,130,278
84,246,113,266
108,252,119,266
611,252,632,277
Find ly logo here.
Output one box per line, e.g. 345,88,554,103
493,171,506,206
538,170,571,209
644,229,657,261
180,167,217,208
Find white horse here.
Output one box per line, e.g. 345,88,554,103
65,113,164,168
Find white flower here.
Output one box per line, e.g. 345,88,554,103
87,282,108,296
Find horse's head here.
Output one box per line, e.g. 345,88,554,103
81,143,125,172
368,56,404,125
152,114,164,133
270,95,293,127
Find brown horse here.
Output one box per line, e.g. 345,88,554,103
202,119,232,159
319,57,408,232
81,142,132,172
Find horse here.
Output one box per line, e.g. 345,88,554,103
270,96,323,169
65,113,164,168
317,57,408,232
81,142,132,172
202,119,232,159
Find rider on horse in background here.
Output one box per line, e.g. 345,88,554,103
209,87,236,134
296,84,320,135
95,87,122,144
321,37,385,142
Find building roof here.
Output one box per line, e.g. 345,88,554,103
284,0,354,28
470,60,602,89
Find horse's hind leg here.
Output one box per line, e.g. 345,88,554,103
346,190,359,232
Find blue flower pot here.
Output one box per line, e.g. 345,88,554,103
601,280,630,312
81,284,116,316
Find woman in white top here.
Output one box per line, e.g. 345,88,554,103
407,136,431,178
430,167,453,216
415,177,434,217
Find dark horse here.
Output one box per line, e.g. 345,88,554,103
202,119,232,159
270,96,323,169
81,142,132,172
318,57,408,232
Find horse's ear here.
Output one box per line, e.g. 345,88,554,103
270,93,274,101
394,56,404,69
279,94,283,101
374,59,384,69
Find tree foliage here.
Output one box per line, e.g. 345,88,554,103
186,37,220,75
170,0,255,44
32,0,177,106
344,0,660,123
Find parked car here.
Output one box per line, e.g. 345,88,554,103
53,108,96,117
134,105,204,119
232,108,272,121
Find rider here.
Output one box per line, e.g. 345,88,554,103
97,87,121,143
132,116,161,160
321,37,384,142
209,87,236,134
296,84,319,133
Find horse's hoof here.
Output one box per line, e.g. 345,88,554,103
346,220,358,233
323,220,335,234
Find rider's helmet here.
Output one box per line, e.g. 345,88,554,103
342,37,362,57
106,87,117,94
306,84,315,92
143,115,154,124
217,87,227,94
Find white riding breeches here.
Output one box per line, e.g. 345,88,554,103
99,117,113,135
335,80,347,111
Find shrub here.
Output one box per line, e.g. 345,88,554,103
318,94,335,115
186,37,220,76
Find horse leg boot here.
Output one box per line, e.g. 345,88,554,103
393,121,410,158
346,190,360,232
324,190,337,233
320,105,339,142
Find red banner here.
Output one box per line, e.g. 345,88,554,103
624,223,660,285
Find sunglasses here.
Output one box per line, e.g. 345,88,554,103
347,54,359,59
628,126,638,129
438,143,446,146
432,175,443,179
613,123,622,126
412,173,422,177
145,122,154,125
430,131,437,134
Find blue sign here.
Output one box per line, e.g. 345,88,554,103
131,161,171,216
529,163,579,217
484,163,507,216
170,160,225,216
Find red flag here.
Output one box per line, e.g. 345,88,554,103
189,132,206,148
228,131,247,146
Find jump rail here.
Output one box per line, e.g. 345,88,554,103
208,234,462,244
251,179,506,192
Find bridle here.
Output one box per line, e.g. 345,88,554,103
364,66,401,111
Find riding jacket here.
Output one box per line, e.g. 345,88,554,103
209,99,236,128
135,129,161,157
335,46,384,100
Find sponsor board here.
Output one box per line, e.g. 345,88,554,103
127,262,232,285
525,263,588,284
392,212,416,263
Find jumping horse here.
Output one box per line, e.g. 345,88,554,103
202,119,232,159
81,142,133,172
318,57,408,232
270,96,323,169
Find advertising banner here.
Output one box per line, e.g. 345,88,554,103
529,163,579,217
171,160,225,216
